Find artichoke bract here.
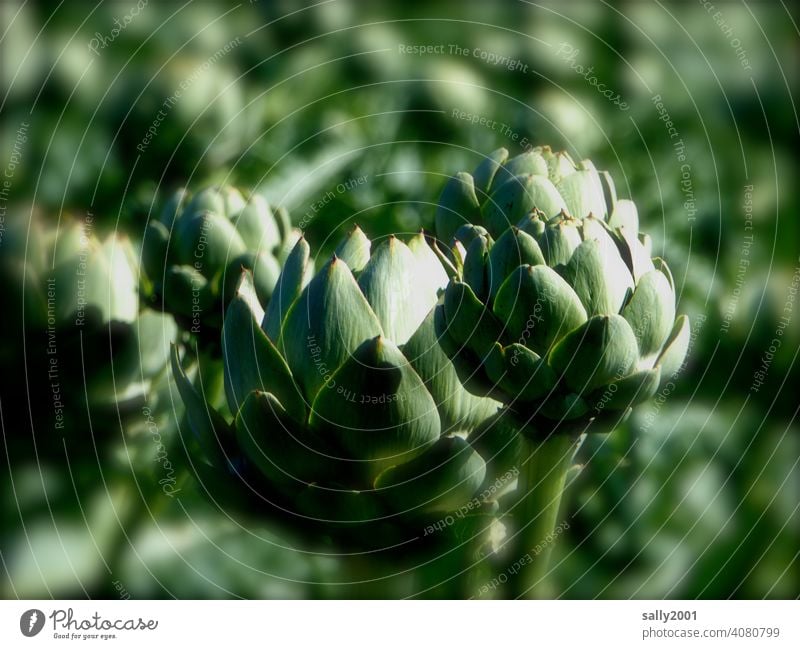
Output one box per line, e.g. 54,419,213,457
435,147,690,433
172,227,499,541
0,210,176,450
143,185,298,345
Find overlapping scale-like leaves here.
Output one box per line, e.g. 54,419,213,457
173,225,499,533
435,147,691,432
143,185,302,339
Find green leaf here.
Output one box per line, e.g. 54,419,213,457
51,220,88,268
469,411,523,486
334,225,372,273
162,266,213,318
580,214,619,254
358,236,437,345
434,303,498,399
516,209,546,239
444,281,504,360
225,251,281,307
136,310,177,379
652,257,675,291
223,272,305,421
559,239,633,316
402,310,500,434
493,151,549,188
557,166,607,219
99,235,139,323
279,256,384,400
406,232,449,296
274,206,293,246
538,146,577,185
374,436,486,514
618,227,655,282
592,367,661,410
484,343,557,402
483,174,567,237
262,237,312,341
537,218,583,266
472,147,508,197
598,169,618,216
52,234,138,324
158,188,188,228
424,235,460,279
176,211,247,273
233,194,280,251
453,223,492,249
235,391,326,492
308,336,440,475
170,345,230,467
622,269,676,359
608,198,639,232
142,221,170,286
435,172,480,245
185,186,245,219
538,392,589,421
488,227,546,300
655,314,691,384
548,314,639,394
493,265,587,356
462,234,491,302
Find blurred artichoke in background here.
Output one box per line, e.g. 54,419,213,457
172,227,500,547
435,147,690,433
0,210,175,454
143,186,299,348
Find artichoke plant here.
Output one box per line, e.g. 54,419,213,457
172,226,500,555
143,185,298,347
434,146,691,596
0,210,176,458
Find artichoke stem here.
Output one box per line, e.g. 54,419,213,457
507,432,575,598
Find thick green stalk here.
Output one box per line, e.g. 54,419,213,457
507,433,575,598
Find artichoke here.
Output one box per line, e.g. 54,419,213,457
143,185,298,345
435,147,690,433
0,210,176,453
172,227,499,544
433,146,693,598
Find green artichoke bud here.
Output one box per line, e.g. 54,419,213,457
172,227,500,540
143,185,301,345
0,210,176,450
435,148,690,435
